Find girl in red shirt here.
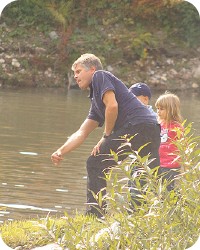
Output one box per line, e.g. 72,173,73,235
155,92,183,191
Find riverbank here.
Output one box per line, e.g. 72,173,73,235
0,2,200,91
0,22,200,91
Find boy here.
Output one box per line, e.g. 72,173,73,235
129,82,156,116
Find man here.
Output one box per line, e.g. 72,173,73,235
129,82,157,116
51,53,160,218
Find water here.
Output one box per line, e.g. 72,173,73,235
0,88,199,223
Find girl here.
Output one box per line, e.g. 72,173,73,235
155,92,183,191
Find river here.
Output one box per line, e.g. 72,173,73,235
0,88,199,223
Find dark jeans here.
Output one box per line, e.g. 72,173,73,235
158,167,181,192
86,122,161,217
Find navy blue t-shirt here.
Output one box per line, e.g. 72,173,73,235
87,70,157,131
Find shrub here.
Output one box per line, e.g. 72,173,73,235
24,122,200,249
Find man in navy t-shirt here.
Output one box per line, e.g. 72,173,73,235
51,53,160,218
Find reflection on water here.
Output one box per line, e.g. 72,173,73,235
0,88,199,223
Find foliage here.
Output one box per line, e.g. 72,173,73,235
131,31,158,59
156,1,200,46
2,0,199,48
0,0,199,87
173,121,200,172
2,0,54,29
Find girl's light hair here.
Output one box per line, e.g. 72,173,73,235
155,91,183,125
71,53,103,71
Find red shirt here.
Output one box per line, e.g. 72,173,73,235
159,121,183,168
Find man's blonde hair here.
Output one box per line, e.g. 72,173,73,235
155,91,183,125
72,53,103,71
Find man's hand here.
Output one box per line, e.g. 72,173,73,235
91,137,105,156
51,151,63,165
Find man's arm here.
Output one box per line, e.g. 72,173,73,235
103,90,118,136
51,118,99,165
90,90,118,156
